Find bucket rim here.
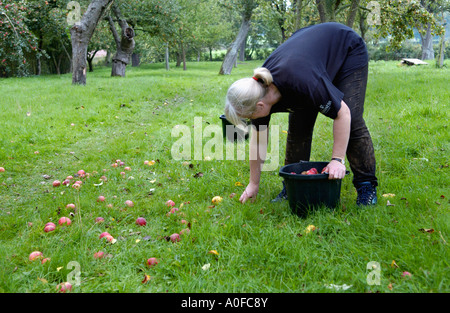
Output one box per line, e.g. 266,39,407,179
279,162,349,180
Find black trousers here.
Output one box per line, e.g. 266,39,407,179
284,64,378,187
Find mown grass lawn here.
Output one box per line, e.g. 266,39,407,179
0,60,448,293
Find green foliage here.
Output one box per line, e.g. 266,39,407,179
372,0,445,50
0,0,39,77
367,41,423,60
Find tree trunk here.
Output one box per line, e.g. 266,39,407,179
131,53,140,67
421,23,434,60
294,0,303,30
105,50,111,66
346,0,360,29
219,18,251,75
436,36,445,68
239,38,246,62
316,0,328,23
165,44,170,70
71,0,113,85
87,50,98,72
182,43,186,71
108,4,135,77
209,47,213,61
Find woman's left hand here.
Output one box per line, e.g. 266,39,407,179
323,160,346,180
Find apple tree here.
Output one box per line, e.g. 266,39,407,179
70,0,114,85
0,0,39,77
219,0,258,75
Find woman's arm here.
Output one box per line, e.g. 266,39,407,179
326,100,351,179
239,126,268,203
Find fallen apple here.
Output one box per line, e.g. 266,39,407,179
169,207,179,214
44,223,56,232
402,271,412,278
41,257,51,264
52,180,61,187
77,170,86,177
58,217,71,226
29,251,43,261
99,232,110,239
62,179,71,186
95,217,105,223
211,196,223,204
136,217,147,226
146,258,159,267
124,166,131,171
66,175,74,180
125,200,134,207
0,167,5,172
105,235,116,243
66,203,76,209
56,282,72,293
166,200,175,207
169,233,180,242
97,195,106,202
180,219,188,225
180,228,190,236
94,251,104,259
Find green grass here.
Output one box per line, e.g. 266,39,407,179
0,60,448,293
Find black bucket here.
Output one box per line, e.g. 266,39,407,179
279,161,348,217
220,114,249,142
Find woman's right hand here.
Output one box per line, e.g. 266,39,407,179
239,182,259,203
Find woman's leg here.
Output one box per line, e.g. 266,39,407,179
285,108,319,165
334,63,378,189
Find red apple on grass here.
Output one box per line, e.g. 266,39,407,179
66,203,76,209
166,200,175,207
180,228,190,236
99,232,110,239
52,180,61,187
169,233,180,242
56,282,72,293
44,222,56,232
136,217,147,226
146,258,159,267
94,251,104,259
125,200,134,207
0,167,5,172
97,195,106,202
29,251,43,261
58,217,71,226
77,170,86,177
41,257,51,264
95,217,105,223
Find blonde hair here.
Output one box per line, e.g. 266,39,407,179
224,67,273,127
